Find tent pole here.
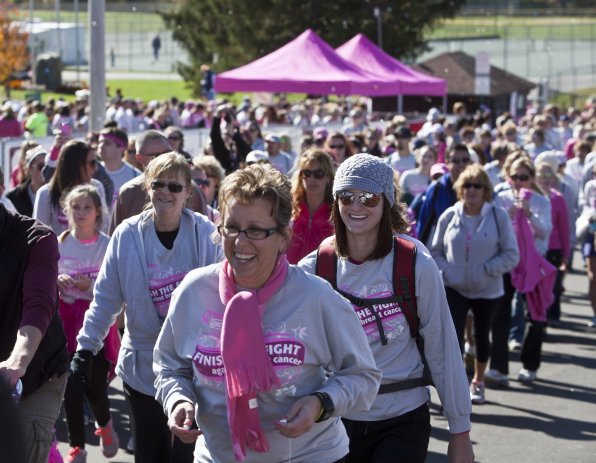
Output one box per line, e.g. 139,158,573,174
442,94,447,114
397,95,403,114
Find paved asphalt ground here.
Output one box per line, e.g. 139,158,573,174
55,250,596,462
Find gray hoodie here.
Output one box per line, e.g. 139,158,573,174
77,208,222,395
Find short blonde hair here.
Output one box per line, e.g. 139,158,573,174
453,164,493,202
144,152,192,191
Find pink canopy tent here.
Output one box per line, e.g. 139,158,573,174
336,33,447,96
214,29,401,96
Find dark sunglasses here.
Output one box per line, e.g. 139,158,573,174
510,174,531,181
450,157,471,165
193,178,210,187
463,182,483,190
150,180,185,193
301,169,326,179
337,191,381,207
328,144,345,149
168,135,182,141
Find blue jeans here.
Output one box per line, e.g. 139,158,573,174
509,291,526,343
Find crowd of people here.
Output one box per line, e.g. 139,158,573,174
1,92,595,463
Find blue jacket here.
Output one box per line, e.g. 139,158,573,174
415,173,457,245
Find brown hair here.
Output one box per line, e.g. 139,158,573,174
331,181,410,261
453,164,493,202
60,184,104,240
291,149,334,221
218,163,292,230
143,152,192,191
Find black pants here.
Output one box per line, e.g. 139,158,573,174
123,382,194,463
546,249,564,322
520,318,546,371
343,404,431,463
63,349,111,448
445,287,499,362
490,273,515,374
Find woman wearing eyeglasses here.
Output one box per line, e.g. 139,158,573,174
33,140,109,235
431,165,519,404
287,149,335,264
486,156,553,387
154,163,380,463
299,154,474,463
73,153,222,463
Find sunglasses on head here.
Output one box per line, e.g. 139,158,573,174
337,191,381,207
150,180,185,193
301,169,326,179
510,174,530,181
450,157,471,165
463,182,483,190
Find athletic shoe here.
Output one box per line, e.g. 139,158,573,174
126,435,134,453
95,418,119,458
508,339,522,351
470,381,485,404
518,368,537,383
484,369,509,388
464,342,476,357
64,447,87,463
588,316,596,328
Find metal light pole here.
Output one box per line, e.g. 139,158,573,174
55,0,62,59
373,7,383,49
89,0,105,131
29,0,35,85
74,0,80,82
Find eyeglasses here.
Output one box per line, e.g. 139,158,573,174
150,180,185,193
193,178,210,187
463,182,483,190
217,224,280,240
337,191,381,207
450,157,471,165
168,135,182,141
301,169,326,179
328,144,345,150
141,149,170,158
510,174,531,181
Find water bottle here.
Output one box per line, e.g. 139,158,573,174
10,378,23,403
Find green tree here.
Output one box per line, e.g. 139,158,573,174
160,0,466,96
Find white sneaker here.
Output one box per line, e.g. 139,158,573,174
464,342,476,357
518,368,537,383
484,369,509,388
126,435,134,453
508,339,522,351
470,381,485,404
588,316,596,328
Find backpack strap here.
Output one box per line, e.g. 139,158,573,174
315,239,337,289
392,236,418,338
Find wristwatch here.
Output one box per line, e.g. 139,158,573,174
311,391,335,423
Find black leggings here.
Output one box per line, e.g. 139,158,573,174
343,404,431,463
63,349,111,448
445,287,500,362
123,382,195,463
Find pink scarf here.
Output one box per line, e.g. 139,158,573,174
219,255,288,461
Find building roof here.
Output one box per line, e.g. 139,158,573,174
413,51,536,97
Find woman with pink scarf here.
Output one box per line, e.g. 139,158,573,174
154,163,380,463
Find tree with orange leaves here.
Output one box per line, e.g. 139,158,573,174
0,3,29,96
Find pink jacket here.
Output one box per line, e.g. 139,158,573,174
511,209,557,322
287,200,333,264
548,189,571,260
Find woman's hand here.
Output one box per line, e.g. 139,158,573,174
73,274,92,292
447,432,475,463
274,395,321,438
168,401,202,444
57,274,76,291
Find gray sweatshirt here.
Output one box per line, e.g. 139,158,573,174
154,263,381,463
430,202,520,299
77,208,222,395
299,235,472,434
